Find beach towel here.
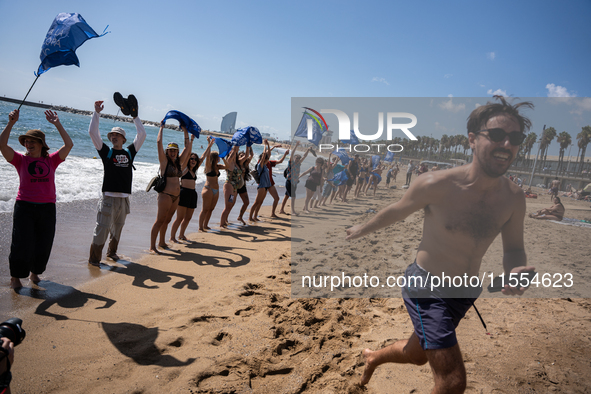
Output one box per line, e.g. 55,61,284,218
548,218,591,229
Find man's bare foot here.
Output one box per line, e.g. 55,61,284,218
158,243,169,249
271,214,279,218
178,235,188,241
204,226,211,230
238,217,246,225
170,238,180,244
149,248,161,255
88,261,101,267
302,209,310,214
279,210,287,215
10,277,23,289
29,273,41,284
360,348,377,386
220,223,228,228
293,211,300,216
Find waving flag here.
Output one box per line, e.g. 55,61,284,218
232,126,262,147
36,13,109,76
372,155,381,169
294,111,325,146
384,151,395,162
329,170,348,186
331,150,350,166
161,110,201,138
213,137,233,158
340,130,360,145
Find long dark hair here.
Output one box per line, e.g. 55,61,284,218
189,153,200,173
209,151,219,170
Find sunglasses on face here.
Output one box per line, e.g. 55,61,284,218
474,128,526,146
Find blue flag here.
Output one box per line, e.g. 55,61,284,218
232,126,262,147
294,112,325,146
331,150,350,166
214,137,233,158
329,170,348,186
372,155,381,169
340,130,360,145
384,151,395,162
36,13,108,76
161,110,201,138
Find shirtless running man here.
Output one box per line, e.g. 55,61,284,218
346,96,535,393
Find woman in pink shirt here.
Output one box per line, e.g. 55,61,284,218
0,109,73,289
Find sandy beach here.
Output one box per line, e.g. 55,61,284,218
4,173,591,393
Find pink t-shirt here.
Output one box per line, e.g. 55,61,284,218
9,151,64,203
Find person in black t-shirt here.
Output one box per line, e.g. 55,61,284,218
88,100,146,266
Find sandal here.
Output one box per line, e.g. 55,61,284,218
127,94,138,118
113,92,131,115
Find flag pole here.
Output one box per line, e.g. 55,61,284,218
17,75,41,110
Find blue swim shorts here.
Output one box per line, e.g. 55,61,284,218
401,262,481,350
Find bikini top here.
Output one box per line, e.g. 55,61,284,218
165,160,182,178
206,168,220,177
181,170,197,180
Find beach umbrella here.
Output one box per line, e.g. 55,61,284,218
161,110,201,138
19,13,109,109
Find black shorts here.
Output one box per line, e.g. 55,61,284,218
285,180,295,197
237,185,247,195
305,179,318,192
179,187,198,209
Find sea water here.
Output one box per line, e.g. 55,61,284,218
0,101,288,213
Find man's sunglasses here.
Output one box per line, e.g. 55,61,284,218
474,128,526,146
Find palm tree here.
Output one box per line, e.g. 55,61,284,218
577,126,591,173
539,127,556,171
523,132,537,165
556,131,572,173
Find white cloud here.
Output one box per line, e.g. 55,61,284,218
546,83,576,98
444,74,453,78
487,52,496,60
447,94,453,98
478,84,486,88
487,88,507,96
570,97,591,115
438,98,466,113
371,77,389,86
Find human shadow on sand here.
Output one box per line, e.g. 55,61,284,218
102,322,196,366
179,242,252,268
213,224,291,244
15,281,116,321
98,260,198,290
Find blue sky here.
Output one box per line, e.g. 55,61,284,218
1,0,590,148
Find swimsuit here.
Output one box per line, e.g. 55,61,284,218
226,167,243,192
204,185,219,195
165,160,182,178
179,170,197,208
204,166,220,195
181,170,197,181
162,192,179,203
401,262,481,350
